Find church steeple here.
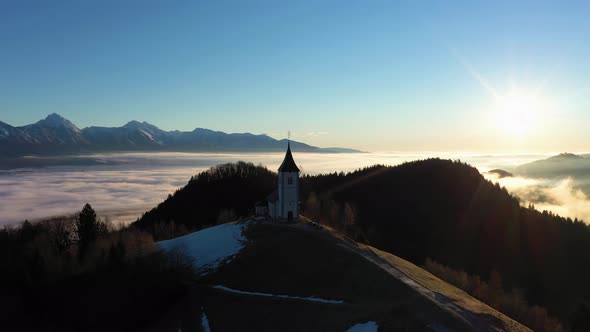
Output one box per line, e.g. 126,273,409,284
278,141,300,172
270,139,300,222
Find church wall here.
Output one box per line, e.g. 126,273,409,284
268,201,276,219
278,171,299,220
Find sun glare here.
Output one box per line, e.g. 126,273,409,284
494,90,542,138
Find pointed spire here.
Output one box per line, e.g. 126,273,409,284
278,139,300,172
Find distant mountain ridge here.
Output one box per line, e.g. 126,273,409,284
515,152,590,178
486,169,514,178
0,114,361,156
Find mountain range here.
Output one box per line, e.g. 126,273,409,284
0,114,360,156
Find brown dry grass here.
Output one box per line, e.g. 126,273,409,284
193,222,474,331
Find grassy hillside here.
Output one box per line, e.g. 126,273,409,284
153,221,528,331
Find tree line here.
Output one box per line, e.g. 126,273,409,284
0,203,195,332
423,258,565,332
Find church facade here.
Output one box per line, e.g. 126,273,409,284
259,142,300,222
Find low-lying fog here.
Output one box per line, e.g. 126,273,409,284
1,152,588,225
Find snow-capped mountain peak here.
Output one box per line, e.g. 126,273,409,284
0,121,13,138
35,113,81,133
0,114,360,156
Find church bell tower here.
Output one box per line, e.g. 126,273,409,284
277,141,300,221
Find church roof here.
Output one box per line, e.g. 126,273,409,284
278,142,300,172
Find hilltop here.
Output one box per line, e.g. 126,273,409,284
153,220,529,331
135,160,590,330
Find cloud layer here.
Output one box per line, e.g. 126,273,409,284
0,167,199,225
1,152,587,225
485,174,590,223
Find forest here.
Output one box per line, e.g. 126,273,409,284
134,161,277,239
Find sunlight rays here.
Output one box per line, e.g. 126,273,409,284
454,52,557,140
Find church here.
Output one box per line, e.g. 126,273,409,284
255,141,300,222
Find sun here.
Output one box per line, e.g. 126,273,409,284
493,90,541,138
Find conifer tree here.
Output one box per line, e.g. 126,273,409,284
77,203,98,259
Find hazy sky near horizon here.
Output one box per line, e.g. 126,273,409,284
1,1,589,152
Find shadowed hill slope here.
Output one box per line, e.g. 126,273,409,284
301,159,590,329
153,221,529,332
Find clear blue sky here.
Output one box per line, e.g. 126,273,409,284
1,1,589,152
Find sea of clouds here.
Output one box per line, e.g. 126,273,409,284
484,174,590,223
1,151,588,225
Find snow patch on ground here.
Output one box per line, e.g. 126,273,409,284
158,222,246,273
201,308,211,332
346,321,379,332
212,285,344,304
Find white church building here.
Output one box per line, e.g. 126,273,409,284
256,141,300,222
